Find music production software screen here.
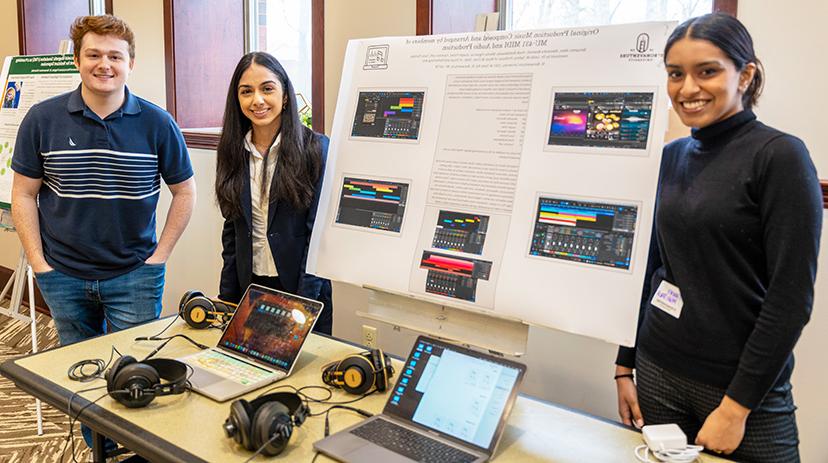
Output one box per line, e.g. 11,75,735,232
547,92,653,149
351,91,424,140
419,251,492,302
530,197,637,270
335,177,409,232
386,339,520,449
219,287,321,371
431,210,489,255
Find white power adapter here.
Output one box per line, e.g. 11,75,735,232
635,424,703,463
643,424,687,451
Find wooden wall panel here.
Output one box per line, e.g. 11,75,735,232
163,0,245,129
17,0,90,55
416,0,432,35
312,0,324,133
713,0,738,16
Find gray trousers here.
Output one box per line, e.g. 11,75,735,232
636,353,800,463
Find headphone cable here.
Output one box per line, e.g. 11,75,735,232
321,405,373,437
242,432,286,463
67,346,122,382
260,383,374,407
140,315,179,340
61,386,109,463
135,334,209,361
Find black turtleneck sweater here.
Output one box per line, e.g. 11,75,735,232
617,110,822,410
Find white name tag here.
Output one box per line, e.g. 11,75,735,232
651,280,683,318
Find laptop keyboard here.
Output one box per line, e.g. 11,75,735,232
192,350,276,385
351,418,478,463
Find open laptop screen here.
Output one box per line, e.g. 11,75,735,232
383,336,525,453
218,284,323,372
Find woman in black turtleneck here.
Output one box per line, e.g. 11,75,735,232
613,14,820,462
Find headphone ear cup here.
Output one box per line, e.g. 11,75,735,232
111,362,160,408
227,399,255,450
106,355,135,393
179,290,203,312
370,350,384,391
214,301,234,325
384,353,395,387
252,402,292,456
182,296,214,329
337,357,373,395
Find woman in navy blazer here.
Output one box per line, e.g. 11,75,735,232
215,52,332,334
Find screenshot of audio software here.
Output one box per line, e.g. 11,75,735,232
547,91,653,149
431,210,489,255
335,177,409,232
351,91,424,140
529,197,637,270
419,251,492,302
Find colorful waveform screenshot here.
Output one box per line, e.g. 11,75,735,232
431,210,489,255
530,197,638,270
351,91,425,140
547,92,653,150
336,177,409,232
419,251,492,302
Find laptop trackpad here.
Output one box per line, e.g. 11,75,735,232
188,368,226,388
345,444,414,463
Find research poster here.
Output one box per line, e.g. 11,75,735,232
308,22,674,346
0,55,81,207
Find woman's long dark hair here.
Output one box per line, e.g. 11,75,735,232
665,13,764,109
215,52,321,220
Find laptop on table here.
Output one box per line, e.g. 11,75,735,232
177,284,323,402
314,335,526,463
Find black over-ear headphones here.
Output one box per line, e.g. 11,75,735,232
322,349,394,395
223,392,309,456
179,290,237,329
105,356,189,408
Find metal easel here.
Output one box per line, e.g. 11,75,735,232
0,208,43,435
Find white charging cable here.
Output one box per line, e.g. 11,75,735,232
634,444,703,463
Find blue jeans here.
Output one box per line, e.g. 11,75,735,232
35,262,166,450
35,263,165,345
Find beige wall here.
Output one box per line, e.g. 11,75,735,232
112,0,167,108
740,2,828,461
154,149,224,316
323,0,416,135
0,0,19,73
0,0,21,269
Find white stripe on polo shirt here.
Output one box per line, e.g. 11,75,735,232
43,180,161,200
42,148,158,158
41,148,160,200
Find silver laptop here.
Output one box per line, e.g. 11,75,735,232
178,284,323,402
314,335,526,463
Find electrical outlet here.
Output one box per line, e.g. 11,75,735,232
362,325,378,348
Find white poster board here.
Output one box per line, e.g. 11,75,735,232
0,54,81,208
309,22,675,346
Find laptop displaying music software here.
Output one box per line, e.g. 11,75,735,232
314,336,526,463
178,284,323,402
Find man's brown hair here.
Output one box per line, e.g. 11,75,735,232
70,15,135,60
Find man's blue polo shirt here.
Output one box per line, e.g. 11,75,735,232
11,86,193,280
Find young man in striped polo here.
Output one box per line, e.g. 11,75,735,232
10,15,196,346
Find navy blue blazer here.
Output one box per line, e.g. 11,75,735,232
219,133,330,306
